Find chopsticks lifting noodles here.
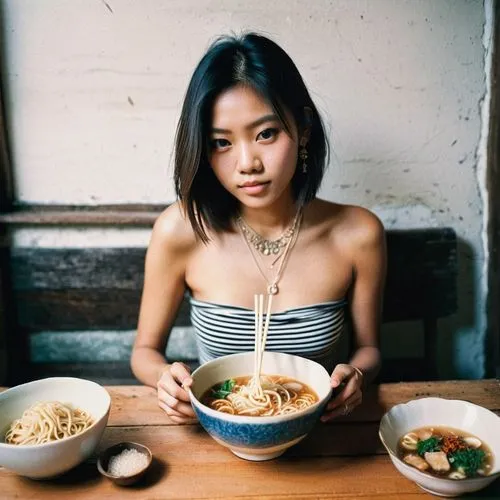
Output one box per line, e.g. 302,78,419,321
251,293,273,398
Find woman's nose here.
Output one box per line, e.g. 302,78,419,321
237,144,263,173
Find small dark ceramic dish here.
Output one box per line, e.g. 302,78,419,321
97,441,152,486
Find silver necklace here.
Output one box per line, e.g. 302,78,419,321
237,210,301,256
237,211,302,295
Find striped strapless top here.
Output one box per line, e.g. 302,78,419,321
189,298,347,371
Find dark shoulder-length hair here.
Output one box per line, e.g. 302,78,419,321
174,32,329,242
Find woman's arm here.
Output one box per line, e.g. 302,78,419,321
131,203,194,387
322,208,386,421
346,209,386,384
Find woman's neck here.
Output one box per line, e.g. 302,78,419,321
238,199,300,240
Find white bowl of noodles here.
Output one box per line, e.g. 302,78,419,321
379,397,500,497
0,377,111,479
188,351,332,461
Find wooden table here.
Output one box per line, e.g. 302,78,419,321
1,380,499,499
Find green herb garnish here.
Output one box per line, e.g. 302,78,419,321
417,437,441,456
448,448,486,477
211,379,236,399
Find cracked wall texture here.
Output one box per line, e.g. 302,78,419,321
1,0,491,378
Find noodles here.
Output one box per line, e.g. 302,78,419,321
207,374,318,416
202,293,319,416
5,401,94,445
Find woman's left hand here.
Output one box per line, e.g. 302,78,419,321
321,363,364,423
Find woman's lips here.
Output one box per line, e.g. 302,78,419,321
239,182,269,195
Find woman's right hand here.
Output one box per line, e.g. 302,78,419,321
157,362,198,424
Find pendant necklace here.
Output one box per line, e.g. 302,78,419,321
237,209,301,257
237,210,302,295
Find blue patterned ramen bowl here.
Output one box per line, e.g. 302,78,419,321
188,352,332,461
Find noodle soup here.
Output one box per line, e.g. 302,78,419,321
397,426,494,479
200,374,319,417
189,351,333,461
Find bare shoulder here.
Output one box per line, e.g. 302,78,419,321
150,202,197,255
341,204,385,250
309,199,385,251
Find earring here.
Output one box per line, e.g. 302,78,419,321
299,144,308,174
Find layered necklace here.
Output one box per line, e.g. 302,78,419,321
236,208,302,295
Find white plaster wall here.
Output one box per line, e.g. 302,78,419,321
1,0,492,378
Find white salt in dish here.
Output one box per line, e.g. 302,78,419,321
108,448,150,476
97,441,152,486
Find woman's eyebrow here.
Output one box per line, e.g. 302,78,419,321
211,114,279,134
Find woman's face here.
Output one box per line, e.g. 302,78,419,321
208,85,300,210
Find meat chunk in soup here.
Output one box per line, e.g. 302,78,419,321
424,451,450,472
403,454,429,471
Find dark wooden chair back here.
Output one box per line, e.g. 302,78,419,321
4,228,457,385
378,228,457,381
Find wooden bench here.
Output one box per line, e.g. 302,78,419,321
2,228,458,385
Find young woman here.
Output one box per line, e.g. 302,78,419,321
131,32,386,424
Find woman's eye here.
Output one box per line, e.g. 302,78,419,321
211,138,230,150
257,128,279,141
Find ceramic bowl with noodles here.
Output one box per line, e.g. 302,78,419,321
379,397,500,497
0,377,110,479
188,351,333,461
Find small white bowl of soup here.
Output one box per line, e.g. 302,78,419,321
379,397,500,497
188,351,333,461
0,377,111,479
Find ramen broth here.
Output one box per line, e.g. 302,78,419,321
397,426,494,479
200,374,319,417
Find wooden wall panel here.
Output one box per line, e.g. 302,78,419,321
3,227,459,384
14,289,192,330
10,247,147,290
9,229,458,331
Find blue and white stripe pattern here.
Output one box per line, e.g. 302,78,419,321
190,298,346,370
